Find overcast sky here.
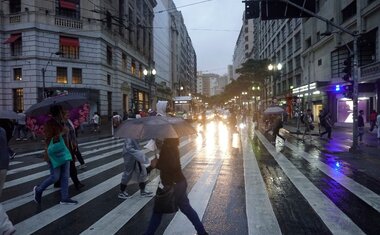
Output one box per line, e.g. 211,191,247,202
172,0,245,75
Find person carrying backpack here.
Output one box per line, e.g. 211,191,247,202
302,109,314,141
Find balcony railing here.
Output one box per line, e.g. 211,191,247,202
55,17,82,29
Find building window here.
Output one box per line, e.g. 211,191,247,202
139,64,143,78
107,46,112,65
295,55,301,69
122,53,127,70
294,32,301,51
106,11,112,30
128,7,134,45
72,68,82,84
14,68,22,81
60,36,79,59
10,0,21,13
56,0,80,19
305,37,311,49
131,60,136,75
3,33,22,56
107,74,111,85
57,67,68,84
13,88,24,112
318,59,322,66
342,0,356,23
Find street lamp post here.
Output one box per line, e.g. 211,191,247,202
267,62,283,105
42,51,63,99
143,68,156,108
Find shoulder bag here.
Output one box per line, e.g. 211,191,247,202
153,184,178,214
47,134,72,168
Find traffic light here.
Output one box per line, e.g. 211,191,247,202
245,0,259,19
342,82,353,99
342,57,352,82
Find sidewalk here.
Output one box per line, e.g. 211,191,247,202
279,119,380,181
9,122,113,155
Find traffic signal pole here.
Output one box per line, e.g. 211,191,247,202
249,0,361,152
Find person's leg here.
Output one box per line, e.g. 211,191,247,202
34,164,60,203
74,147,85,166
144,213,163,235
176,181,207,235
69,160,83,189
377,125,380,138
0,169,7,197
327,126,332,139
59,161,72,202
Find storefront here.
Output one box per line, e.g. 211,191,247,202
131,85,149,113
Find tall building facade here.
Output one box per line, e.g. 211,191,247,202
1,0,157,118
250,0,380,124
232,15,255,81
153,0,197,100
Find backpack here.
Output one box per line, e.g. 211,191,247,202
112,116,121,128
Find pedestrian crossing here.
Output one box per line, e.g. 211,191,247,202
2,122,380,234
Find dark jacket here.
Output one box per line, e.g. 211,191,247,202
156,138,185,186
0,128,10,170
358,115,364,127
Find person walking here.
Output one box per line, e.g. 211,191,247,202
118,138,153,199
112,112,122,136
369,110,378,132
302,109,314,141
15,111,27,141
144,138,208,235
0,119,16,160
91,112,100,133
33,105,78,205
358,110,365,143
377,112,380,140
319,109,333,139
0,120,16,235
272,116,285,144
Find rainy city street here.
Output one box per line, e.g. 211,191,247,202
2,118,379,235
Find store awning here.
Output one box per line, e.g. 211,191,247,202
2,34,21,44
60,36,79,47
60,0,76,10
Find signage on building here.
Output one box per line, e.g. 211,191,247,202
360,62,380,81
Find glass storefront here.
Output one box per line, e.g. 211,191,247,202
337,98,368,123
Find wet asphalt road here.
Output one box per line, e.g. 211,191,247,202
3,120,380,234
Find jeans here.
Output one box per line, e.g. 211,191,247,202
144,179,207,235
36,161,70,200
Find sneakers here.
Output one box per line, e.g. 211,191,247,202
60,199,78,205
33,186,41,204
118,191,132,199
16,138,21,141
140,190,154,197
79,164,87,170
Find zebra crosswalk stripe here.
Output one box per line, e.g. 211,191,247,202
256,130,365,235
241,131,281,235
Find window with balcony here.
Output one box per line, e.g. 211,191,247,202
3,33,22,56
13,88,24,112
72,68,82,84
56,0,80,19
107,46,112,65
57,67,68,84
14,68,22,81
60,36,79,59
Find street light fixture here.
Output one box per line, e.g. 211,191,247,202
143,68,156,108
42,51,64,98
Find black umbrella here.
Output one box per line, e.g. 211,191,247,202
114,116,197,139
0,110,18,120
264,106,284,115
25,94,87,116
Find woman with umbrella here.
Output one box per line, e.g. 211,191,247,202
33,105,78,205
144,138,208,235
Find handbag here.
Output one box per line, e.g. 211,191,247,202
47,134,72,168
153,185,178,214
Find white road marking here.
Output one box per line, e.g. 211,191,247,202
256,131,365,235
241,131,281,235
80,148,198,235
285,141,380,213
